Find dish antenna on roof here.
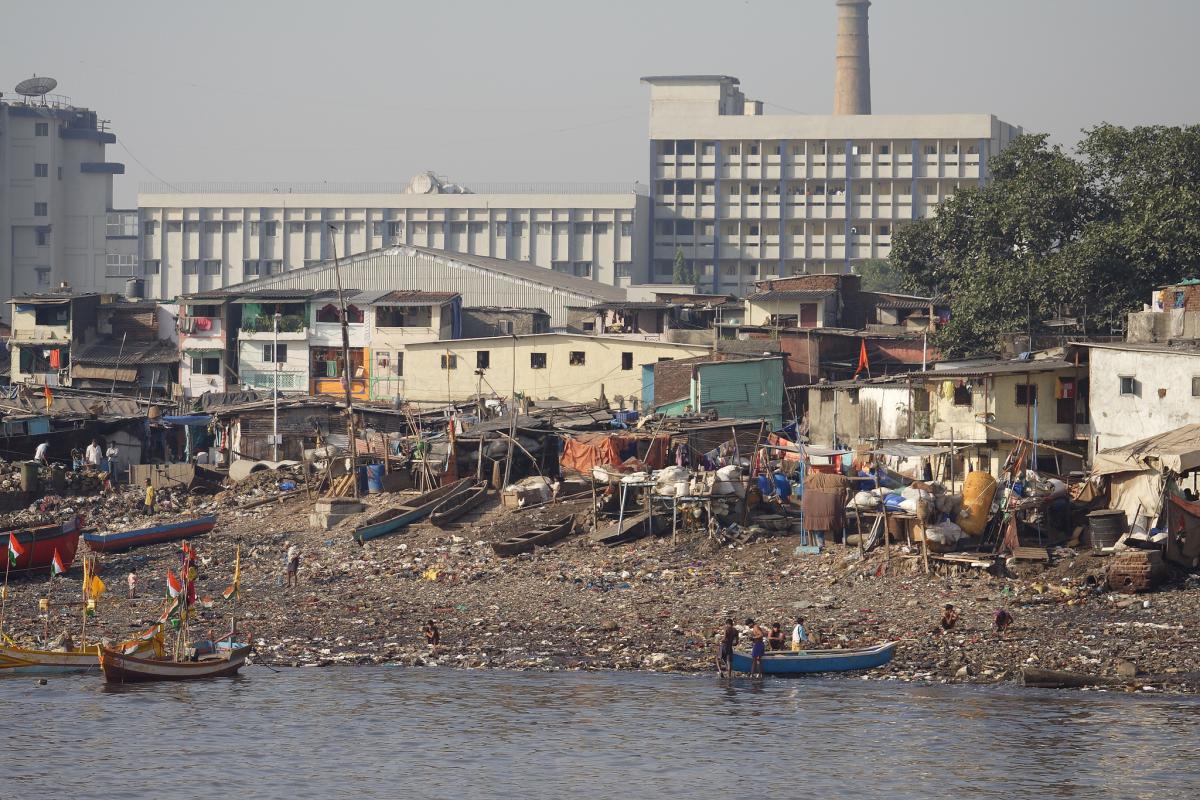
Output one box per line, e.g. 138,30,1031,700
15,75,57,98
406,171,442,195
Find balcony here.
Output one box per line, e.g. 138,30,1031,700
240,369,306,391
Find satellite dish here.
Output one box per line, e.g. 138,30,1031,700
407,171,439,195
15,75,57,97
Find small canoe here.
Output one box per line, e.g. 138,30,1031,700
492,515,574,557
0,636,162,675
84,514,218,553
589,510,653,547
0,516,83,574
430,481,489,527
729,641,898,675
98,643,253,683
353,478,472,544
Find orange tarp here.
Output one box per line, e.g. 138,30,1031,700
561,434,623,474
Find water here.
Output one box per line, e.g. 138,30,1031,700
3,667,1198,799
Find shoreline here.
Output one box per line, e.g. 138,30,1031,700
4,491,1198,694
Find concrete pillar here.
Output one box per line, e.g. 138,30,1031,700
833,0,871,116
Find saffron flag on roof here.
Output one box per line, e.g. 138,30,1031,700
854,339,870,378
7,533,26,568
50,549,66,577
166,569,183,599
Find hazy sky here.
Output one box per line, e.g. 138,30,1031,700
3,0,1198,206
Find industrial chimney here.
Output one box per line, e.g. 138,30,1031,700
833,0,871,115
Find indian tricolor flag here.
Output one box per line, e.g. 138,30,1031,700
166,569,183,599
7,533,26,568
50,549,66,576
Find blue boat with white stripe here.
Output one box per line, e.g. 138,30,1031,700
729,641,898,675
84,514,218,553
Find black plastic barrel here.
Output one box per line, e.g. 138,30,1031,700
1087,510,1127,550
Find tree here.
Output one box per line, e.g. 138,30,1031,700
855,258,905,292
888,126,1200,355
672,247,696,285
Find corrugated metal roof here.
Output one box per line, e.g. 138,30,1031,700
73,338,179,365
918,358,1074,378
376,290,460,304
746,290,836,301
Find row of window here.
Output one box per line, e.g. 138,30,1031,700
144,220,635,238
657,140,982,158
440,350,637,371
657,180,959,198
209,349,642,375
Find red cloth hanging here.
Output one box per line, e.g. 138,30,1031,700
48,349,61,369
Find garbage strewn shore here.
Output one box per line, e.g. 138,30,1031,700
4,492,1198,692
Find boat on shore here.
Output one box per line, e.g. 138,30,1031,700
353,478,472,544
1,516,83,574
492,516,575,557
729,641,897,675
98,641,252,683
83,514,218,553
430,481,489,527
589,510,654,547
0,635,162,675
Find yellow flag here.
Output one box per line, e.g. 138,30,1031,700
89,574,106,600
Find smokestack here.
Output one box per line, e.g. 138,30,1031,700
833,0,871,115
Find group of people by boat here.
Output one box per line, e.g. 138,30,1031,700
715,615,896,678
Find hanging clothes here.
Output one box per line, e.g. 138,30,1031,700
48,349,61,369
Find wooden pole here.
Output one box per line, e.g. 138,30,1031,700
875,417,889,573
327,225,359,498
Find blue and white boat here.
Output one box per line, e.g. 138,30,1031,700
729,641,897,675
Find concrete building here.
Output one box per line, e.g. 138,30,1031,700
1,78,134,313
136,176,650,298
803,376,910,447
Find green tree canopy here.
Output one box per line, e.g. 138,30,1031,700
888,125,1200,355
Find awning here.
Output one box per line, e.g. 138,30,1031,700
872,444,963,458
71,364,137,382
1093,423,1200,476
162,415,212,426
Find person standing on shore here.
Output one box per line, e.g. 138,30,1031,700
790,616,809,651
127,569,137,599
35,441,50,465
142,479,156,516
716,618,738,678
106,442,120,482
285,542,300,588
85,439,102,469
424,620,441,653
747,618,766,677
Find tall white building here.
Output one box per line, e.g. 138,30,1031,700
136,175,650,299
0,77,135,315
643,74,1021,293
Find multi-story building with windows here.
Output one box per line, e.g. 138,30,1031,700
0,77,135,314
136,175,650,299
643,74,1021,294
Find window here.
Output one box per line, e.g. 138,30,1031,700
35,230,48,247
372,221,384,237
953,385,972,406
190,304,219,317
675,220,694,236
1015,383,1038,406
582,321,595,332
167,221,182,232
204,222,220,234
376,306,432,328
203,260,221,276
477,351,490,369
924,144,937,155
880,143,891,155
537,222,552,235
183,260,200,275
879,224,891,236
1119,376,1138,397
266,260,283,274
530,353,547,369
496,320,514,335
574,262,592,278
143,260,160,276
316,304,340,323
263,344,287,363
249,222,259,236
191,356,221,375
34,202,47,217
263,221,278,237
243,260,261,276
35,122,48,136
394,352,404,376
143,221,157,236
388,221,402,239
1192,376,1200,398
621,352,633,371
511,222,526,236
620,222,633,237
105,254,138,277
494,222,506,237
569,351,586,366
34,163,48,178
676,141,695,156
440,354,458,370
614,263,632,279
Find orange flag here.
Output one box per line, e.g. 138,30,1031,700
854,339,870,377
43,384,53,410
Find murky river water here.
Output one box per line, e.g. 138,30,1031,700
2,667,1197,799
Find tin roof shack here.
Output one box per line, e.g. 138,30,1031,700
178,293,241,400
70,300,179,395
0,393,150,474
907,353,1090,477
1080,342,1200,456
643,354,785,427
233,290,315,396
460,307,549,338
210,397,344,463
802,376,910,449
7,291,101,387
368,290,461,402
568,297,726,347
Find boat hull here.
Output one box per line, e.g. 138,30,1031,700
0,638,161,674
84,514,218,553
0,516,83,574
353,478,472,543
492,516,574,557
98,644,252,683
430,482,489,527
729,642,897,675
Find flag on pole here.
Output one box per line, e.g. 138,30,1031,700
222,546,241,601
50,549,66,576
43,385,53,410
7,533,26,568
89,574,106,600
854,339,870,377
166,569,183,598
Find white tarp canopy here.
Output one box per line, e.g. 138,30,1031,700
1091,424,1200,525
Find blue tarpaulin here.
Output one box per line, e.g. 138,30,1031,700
162,415,211,426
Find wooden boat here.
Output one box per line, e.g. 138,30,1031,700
98,642,253,683
353,478,472,544
729,641,897,675
429,481,489,527
84,514,218,553
0,636,162,675
492,515,575,557
1020,666,1124,689
589,510,654,547
0,516,83,574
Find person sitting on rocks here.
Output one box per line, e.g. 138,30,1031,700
939,604,959,633
767,622,786,651
424,620,441,652
994,607,1014,635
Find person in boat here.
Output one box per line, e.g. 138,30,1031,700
790,616,809,651
747,618,766,677
767,622,786,651
142,479,156,516
424,620,441,652
286,542,300,588
939,604,959,633
716,618,738,678
994,607,1014,635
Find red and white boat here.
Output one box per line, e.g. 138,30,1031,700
1,516,83,573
